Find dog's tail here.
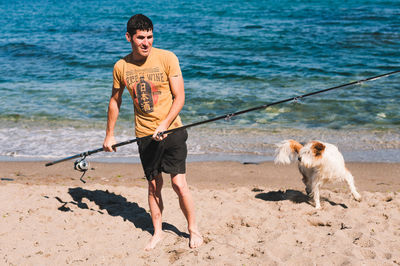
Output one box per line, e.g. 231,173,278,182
274,139,303,165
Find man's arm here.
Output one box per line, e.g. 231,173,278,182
103,87,124,151
153,75,185,141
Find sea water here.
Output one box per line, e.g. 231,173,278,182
1,0,399,163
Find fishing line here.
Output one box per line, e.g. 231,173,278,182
45,70,400,169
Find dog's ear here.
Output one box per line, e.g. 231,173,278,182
289,140,303,154
312,142,325,158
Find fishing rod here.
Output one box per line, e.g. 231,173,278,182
45,70,400,169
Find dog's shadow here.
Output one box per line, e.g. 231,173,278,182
55,187,189,238
255,189,348,208
255,189,311,205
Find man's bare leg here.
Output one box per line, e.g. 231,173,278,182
145,174,164,250
171,173,203,248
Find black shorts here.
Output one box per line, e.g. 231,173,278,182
137,128,188,181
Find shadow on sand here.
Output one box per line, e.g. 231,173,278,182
255,189,347,208
53,187,189,238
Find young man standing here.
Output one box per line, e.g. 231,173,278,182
103,14,202,250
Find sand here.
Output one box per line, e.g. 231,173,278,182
0,161,399,265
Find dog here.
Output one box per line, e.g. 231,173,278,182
274,139,361,209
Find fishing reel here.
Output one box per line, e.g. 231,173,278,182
74,156,89,172
74,156,89,183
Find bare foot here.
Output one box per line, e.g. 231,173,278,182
189,230,203,249
145,232,163,251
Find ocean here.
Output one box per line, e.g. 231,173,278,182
1,0,399,164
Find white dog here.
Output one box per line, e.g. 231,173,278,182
274,139,361,209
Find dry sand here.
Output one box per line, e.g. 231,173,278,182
0,161,399,265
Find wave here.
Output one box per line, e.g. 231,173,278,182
1,125,399,163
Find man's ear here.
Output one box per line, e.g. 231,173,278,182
125,32,132,42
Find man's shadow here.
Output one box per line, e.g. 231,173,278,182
255,189,347,208
55,187,189,238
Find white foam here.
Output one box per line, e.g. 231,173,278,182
1,125,400,162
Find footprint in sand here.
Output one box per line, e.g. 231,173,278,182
360,249,376,259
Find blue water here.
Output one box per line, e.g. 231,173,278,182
1,0,399,162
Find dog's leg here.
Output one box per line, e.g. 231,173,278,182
301,174,309,192
344,169,361,201
299,167,313,196
313,184,321,209
308,175,322,209
304,178,312,196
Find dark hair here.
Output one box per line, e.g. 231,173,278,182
127,14,153,36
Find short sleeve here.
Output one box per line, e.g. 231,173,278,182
165,51,182,78
113,60,125,89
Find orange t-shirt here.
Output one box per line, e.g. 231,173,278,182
113,47,183,137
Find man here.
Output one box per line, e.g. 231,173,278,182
103,14,202,250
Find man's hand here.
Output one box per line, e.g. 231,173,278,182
152,121,169,141
103,135,117,152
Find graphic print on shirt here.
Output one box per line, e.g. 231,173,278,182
136,76,154,113
125,68,164,114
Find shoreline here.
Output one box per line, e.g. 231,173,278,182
2,125,400,164
2,145,400,164
1,161,399,192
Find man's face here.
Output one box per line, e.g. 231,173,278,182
127,29,153,60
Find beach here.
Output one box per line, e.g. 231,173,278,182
1,1,400,264
1,161,399,265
